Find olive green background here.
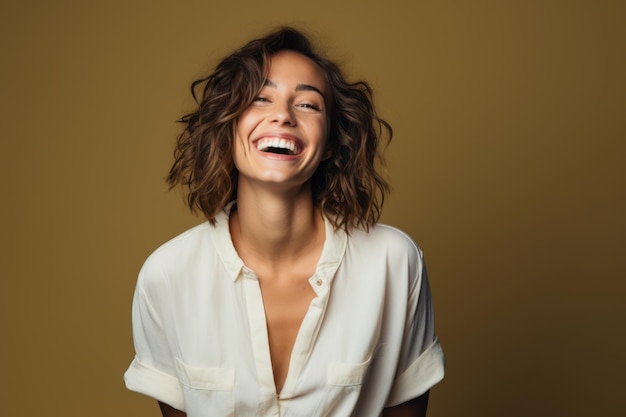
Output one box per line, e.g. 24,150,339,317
1,1,624,416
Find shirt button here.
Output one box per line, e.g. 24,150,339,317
316,278,323,286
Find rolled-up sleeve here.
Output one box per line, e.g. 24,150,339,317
385,261,445,407
124,268,185,411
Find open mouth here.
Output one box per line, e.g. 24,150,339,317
256,137,301,156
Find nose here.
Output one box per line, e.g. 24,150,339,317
269,101,295,126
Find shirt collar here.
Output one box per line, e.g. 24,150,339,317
210,201,347,285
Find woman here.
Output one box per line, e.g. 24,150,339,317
124,28,444,417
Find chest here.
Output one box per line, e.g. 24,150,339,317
257,271,317,394
168,259,404,416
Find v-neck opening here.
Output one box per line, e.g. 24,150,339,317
209,202,348,406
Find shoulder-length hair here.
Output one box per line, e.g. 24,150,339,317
167,27,392,231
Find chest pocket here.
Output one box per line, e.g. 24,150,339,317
175,359,235,417
315,355,373,417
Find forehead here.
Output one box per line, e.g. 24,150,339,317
267,50,327,92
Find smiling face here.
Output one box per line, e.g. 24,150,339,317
233,50,329,193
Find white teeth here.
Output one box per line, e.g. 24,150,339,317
256,137,299,154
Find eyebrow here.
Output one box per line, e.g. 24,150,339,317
264,79,326,100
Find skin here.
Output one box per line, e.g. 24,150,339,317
233,50,329,193
231,50,329,394
158,51,429,416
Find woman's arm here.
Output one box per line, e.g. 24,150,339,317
382,391,430,417
158,401,186,417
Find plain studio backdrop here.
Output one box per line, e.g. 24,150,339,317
1,1,624,416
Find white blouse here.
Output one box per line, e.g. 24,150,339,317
124,206,444,416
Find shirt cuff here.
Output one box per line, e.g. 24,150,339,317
385,338,445,407
124,357,185,411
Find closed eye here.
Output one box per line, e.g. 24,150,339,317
297,103,321,111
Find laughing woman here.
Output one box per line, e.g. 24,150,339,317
124,28,444,417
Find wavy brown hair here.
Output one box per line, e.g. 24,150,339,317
167,27,392,231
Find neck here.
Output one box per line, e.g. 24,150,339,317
229,180,325,266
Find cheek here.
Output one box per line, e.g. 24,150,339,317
307,113,328,140
232,136,248,167
321,113,330,143
231,125,251,170
234,117,256,153
319,120,330,150
235,109,257,137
